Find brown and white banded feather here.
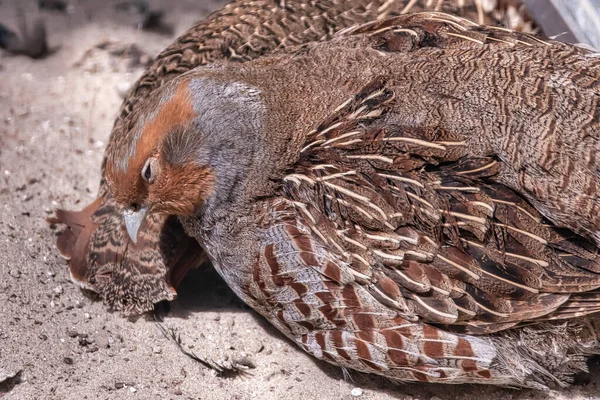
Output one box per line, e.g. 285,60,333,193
161,12,600,387
50,196,204,314
53,0,540,314
248,201,499,384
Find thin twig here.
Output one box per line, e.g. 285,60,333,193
154,315,254,378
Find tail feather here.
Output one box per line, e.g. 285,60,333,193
47,196,104,283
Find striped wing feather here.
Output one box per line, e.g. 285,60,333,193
54,1,538,313
285,13,600,334
242,13,600,384
253,200,499,384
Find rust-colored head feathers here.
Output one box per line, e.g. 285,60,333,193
106,79,216,241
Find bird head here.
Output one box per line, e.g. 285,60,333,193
105,72,264,242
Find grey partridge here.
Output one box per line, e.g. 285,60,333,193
101,12,600,388
52,0,539,315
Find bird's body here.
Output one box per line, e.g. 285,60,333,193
107,0,537,153
102,13,600,388
53,0,539,314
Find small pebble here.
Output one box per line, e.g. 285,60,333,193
86,345,99,353
84,313,91,319
351,388,363,397
117,81,133,98
96,333,110,349
53,285,63,295
249,341,264,354
153,347,162,354
129,387,137,393
8,269,21,278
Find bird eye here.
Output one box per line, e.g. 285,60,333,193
143,163,152,181
141,157,158,183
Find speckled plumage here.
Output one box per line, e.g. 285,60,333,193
49,196,203,314
52,0,538,314
99,12,600,388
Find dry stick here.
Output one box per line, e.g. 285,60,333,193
153,313,254,377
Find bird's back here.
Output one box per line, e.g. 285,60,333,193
217,13,600,246
169,14,600,388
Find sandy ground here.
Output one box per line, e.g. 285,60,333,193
2,1,600,399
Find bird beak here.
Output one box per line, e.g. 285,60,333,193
123,206,149,244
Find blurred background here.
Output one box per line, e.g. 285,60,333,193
524,0,600,49
0,0,600,62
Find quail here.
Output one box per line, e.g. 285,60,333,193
101,12,600,388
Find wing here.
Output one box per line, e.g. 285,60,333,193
53,1,539,312
249,198,503,385
49,195,205,315
277,18,600,335
249,198,594,387
337,13,600,247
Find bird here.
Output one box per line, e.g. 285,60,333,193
52,0,540,314
101,11,600,388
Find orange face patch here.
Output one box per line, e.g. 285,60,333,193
148,162,216,216
107,79,197,206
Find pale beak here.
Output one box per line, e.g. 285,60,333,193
123,206,149,244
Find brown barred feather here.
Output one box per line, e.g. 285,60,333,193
152,12,600,388
51,196,205,314
53,0,600,390
52,0,538,314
